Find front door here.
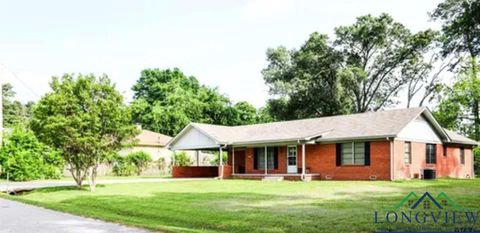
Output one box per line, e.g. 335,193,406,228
287,145,297,173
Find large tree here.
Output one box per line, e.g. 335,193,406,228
31,74,138,191
2,83,31,127
335,14,437,112
262,33,350,120
432,0,480,140
131,68,265,136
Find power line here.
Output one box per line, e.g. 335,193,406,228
0,63,41,98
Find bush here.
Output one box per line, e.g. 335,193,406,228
127,151,152,175
174,152,192,166
0,125,64,181
157,157,167,173
212,151,228,166
112,151,153,176
112,154,137,176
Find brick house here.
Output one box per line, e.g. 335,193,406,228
167,107,477,180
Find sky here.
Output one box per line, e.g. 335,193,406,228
0,0,442,107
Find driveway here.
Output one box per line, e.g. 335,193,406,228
0,198,149,233
0,177,213,193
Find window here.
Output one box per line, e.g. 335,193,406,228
460,147,465,165
254,147,277,170
404,142,411,164
341,142,365,165
426,144,436,164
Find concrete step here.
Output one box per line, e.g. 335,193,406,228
262,176,284,182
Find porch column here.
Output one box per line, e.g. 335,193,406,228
301,144,306,181
219,147,224,179
232,147,235,175
172,150,176,167
196,150,200,166
264,146,267,175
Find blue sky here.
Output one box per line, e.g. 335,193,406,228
0,0,441,107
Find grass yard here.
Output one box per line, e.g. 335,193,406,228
2,179,480,233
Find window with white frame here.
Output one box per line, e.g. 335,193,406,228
404,142,412,164
341,142,365,165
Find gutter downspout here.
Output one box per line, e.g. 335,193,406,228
388,137,394,181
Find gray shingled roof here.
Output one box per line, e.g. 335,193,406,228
444,129,478,145
188,107,465,145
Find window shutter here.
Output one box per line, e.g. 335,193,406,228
274,147,278,169
336,143,342,166
365,142,370,166
253,149,258,170
432,145,437,164
426,145,429,163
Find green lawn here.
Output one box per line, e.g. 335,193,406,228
2,179,480,233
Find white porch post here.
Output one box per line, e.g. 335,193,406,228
172,150,176,167
196,150,200,166
301,144,306,181
264,146,267,175
232,147,235,175
219,147,224,179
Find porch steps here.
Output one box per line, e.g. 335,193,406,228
262,176,284,182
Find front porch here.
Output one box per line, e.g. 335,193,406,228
231,173,321,181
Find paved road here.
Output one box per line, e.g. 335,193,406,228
0,177,213,193
0,198,149,233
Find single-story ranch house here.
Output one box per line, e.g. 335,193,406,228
167,107,477,181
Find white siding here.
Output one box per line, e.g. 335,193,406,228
170,127,219,150
397,115,442,143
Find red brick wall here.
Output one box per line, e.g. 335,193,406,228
393,140,474,179
305,141,391,180
220,165,232,178
172,166,218,178
228,141,391,180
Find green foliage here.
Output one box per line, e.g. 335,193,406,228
431,0,480,71
30,74,138,190
2,83,32,127
433,68,480,140
263,14,436,120
335,14,436,112
262,33,349,120
126,151,152,175
211,152,228,166
174,152,192,166
0,125,64,181
112,154,137,176
131,68,269,136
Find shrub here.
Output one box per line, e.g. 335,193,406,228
211,151,228,166
126,151,152,175
0,125,64,181
174,152,192,166
157,157,167,173
112,154,136,176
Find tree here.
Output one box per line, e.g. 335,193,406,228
335,14,437,112
31,74,138,191
0,125,63,181
431,0,480,73
2,83,30,127
432,0,480,140
262,33,350,120
132,68,267,135
433,68,480,139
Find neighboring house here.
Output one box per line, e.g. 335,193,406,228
123,129,213,166
167,107,477,181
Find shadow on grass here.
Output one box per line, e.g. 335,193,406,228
9,179,480,233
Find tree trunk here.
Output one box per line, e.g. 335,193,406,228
69,166,84,189
88,166,98,192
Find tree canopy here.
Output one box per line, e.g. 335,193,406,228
31,74,138,191
131,68,269,136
